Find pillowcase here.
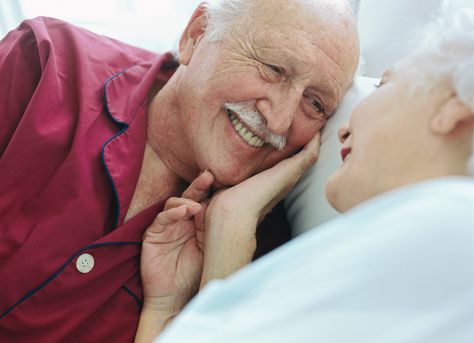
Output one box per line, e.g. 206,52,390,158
285,76,378,236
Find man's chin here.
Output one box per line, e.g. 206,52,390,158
211,175,246,189
206,153,288,189
209,168,254,189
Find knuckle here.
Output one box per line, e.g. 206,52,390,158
166,196,179,204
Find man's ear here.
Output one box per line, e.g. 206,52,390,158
430,96,474,135
178,2,208,65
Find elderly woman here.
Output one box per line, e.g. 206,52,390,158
149,0,474,342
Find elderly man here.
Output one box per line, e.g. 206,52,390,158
0,0,358,341
151,1,474,342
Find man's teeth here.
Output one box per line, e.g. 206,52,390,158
228,111,265,148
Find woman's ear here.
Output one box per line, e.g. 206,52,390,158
430,96,474,135
178,2,208,65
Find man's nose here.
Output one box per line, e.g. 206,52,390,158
256,88,300,136
338,123,350,143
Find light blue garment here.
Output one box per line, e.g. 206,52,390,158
156,177,474,343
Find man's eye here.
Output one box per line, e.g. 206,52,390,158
259,63,285,83
307,95,325,114
265,64,284,75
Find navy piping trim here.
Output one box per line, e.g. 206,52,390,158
101,65,138,230
101,129,128,230
0,241,142,320
121,285,143,310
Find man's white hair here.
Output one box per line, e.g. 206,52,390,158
203,0,248,41
203,0,344,41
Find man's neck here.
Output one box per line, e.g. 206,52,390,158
148,68,201,182
125,143,186,222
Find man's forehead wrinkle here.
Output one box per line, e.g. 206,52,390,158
241,32,262,62
251,18,350,74
297,36,348,106
252,30,318,69
224,15,265,61
305,29,358,103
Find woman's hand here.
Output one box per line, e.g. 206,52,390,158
135,170,213,342
200,133,321,287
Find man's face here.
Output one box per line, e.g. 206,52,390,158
326,54,465,212
175,0,358,186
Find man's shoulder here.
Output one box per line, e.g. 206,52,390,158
17,16,160,65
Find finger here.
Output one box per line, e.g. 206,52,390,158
162,203,201,222
182,169,215,202
194,199,209,232
195,200,209,252
148,203,202,236
148,205,188,234
164,197,200,211
290,132,321,171
185,202,202,218
303,131,321,157
251,132,321,207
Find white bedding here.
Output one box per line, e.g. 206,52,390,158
156,177,474,343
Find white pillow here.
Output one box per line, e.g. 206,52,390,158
285,76,378,236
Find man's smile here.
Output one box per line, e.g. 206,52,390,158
226,108,265,148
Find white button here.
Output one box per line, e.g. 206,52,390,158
76,253,94,273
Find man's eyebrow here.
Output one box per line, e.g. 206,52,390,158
309,82,341,111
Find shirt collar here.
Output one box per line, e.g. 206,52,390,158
103,52,177,126
101,52,178,228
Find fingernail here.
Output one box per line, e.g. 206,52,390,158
200,168,209,176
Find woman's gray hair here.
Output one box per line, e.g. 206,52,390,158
416,0,474,113
415,0,474,175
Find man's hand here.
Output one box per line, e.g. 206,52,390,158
200,133,321,287
135,171,213,342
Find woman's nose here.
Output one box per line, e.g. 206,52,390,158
338,123,350,143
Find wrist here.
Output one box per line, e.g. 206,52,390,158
200,228,256,288
142,294,189,316
135,296,189,343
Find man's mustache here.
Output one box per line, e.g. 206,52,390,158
224,101,287,151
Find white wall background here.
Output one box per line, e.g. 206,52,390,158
0,0,201,52
1,0,443,77
358,0,442,77
0,0,24,36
